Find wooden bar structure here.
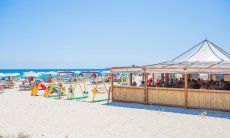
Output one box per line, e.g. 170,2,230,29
109,40,230,112
110,66,230,112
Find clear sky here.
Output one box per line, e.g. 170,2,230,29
0,0,229,69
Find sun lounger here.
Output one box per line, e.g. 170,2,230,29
19,83,32,91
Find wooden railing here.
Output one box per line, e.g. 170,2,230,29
148,87,185,107
188,89,230,111
113,86,145,103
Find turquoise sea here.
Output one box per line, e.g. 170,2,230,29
0,69,108,76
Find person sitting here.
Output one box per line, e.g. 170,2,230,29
193,81,201,89
132,81,137,86
139,81,145,87
210,82,217,90
147,79,153,87
151,81,155,87
200,83,206,89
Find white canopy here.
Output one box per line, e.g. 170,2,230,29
101,70,111,74
145,40,230,74
181,40,229,62
5,73,20,77
44,71,57,76
23,71,39,77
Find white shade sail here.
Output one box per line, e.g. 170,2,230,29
183,41,230,62
145,40,230,74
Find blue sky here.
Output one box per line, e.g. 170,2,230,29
0,0,229,69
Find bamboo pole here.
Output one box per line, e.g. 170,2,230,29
161,73,165,82
184,74,188,108
152,73,154,81
144,69,148,104
142,73,145,81
111,73,114,101
129,73,133,86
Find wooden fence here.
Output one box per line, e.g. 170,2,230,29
188,89,230,111
148,87,185,107
112,85,230,111
113,86,144,103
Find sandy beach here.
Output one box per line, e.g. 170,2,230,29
0,82,230,138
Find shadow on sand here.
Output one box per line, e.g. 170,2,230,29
104,102,230,119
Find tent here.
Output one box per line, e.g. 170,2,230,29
144,39,230,74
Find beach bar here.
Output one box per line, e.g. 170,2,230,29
110,40,230,111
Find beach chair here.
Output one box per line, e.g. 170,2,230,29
19,82,32,91
19,85,26,91
3,83,9,89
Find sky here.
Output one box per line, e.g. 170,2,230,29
0,0,229,69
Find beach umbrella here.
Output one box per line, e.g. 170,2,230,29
101,71,111,74
5,73,20,77
24,71,36,74
23,74,39,78
74,71,81,74
45,71,57,76
0,73,5,77
37,72,45,76
23,71,39,78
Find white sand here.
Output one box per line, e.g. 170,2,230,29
0,83,230,138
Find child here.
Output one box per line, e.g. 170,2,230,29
57,83,62,99
68,85,74,99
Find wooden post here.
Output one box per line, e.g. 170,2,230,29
152,73,154,86
142,73,145,81
184,74,188,108
161,73,165,82
110,73,114,101
129,73,133,86
144,69,148,104
165,73,169,81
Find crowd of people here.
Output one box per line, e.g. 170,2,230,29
132,78,230,90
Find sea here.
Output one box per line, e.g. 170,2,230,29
0,69,108,76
